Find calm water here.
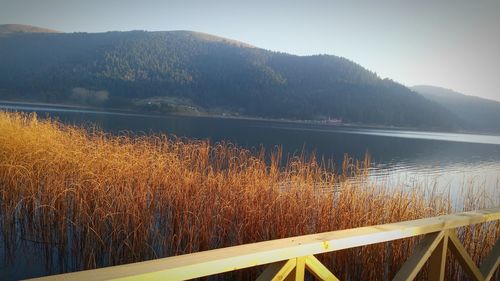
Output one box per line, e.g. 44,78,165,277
1,103,500,280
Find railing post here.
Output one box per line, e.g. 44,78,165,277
285,257,305,281
392,231,446,281
258,255,339,281
479,238,500,281
257,259,297,281
305,255,340,281
428,231,448,281
447,230,485,281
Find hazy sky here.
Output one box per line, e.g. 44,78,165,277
1,0,499,101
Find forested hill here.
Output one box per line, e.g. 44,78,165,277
0,26,459,130
412,85,500,133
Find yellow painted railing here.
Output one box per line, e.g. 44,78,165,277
28,208,500,281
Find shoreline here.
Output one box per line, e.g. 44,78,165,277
1,99,499,137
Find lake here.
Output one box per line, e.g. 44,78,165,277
1,102,500,280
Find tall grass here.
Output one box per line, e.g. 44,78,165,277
0,111,498,280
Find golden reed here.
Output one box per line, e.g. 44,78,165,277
0,111,498,280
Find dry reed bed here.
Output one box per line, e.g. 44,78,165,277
0,111,498,280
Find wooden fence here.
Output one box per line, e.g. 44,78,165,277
29,208,500,281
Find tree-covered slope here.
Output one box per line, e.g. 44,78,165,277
0,28,459,130
412,85,500,133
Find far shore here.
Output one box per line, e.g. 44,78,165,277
1,99,499,136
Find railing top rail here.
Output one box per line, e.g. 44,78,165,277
29,207,500,281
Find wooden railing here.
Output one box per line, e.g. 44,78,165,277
29,208,500,281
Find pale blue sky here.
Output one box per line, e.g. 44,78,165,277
1,0,499,101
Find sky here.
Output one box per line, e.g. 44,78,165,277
1,0,500,101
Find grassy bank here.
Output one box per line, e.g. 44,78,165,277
0,111,498,280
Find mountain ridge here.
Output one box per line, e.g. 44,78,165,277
412,85,500,133
0,25,469,131
413,85,500,103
